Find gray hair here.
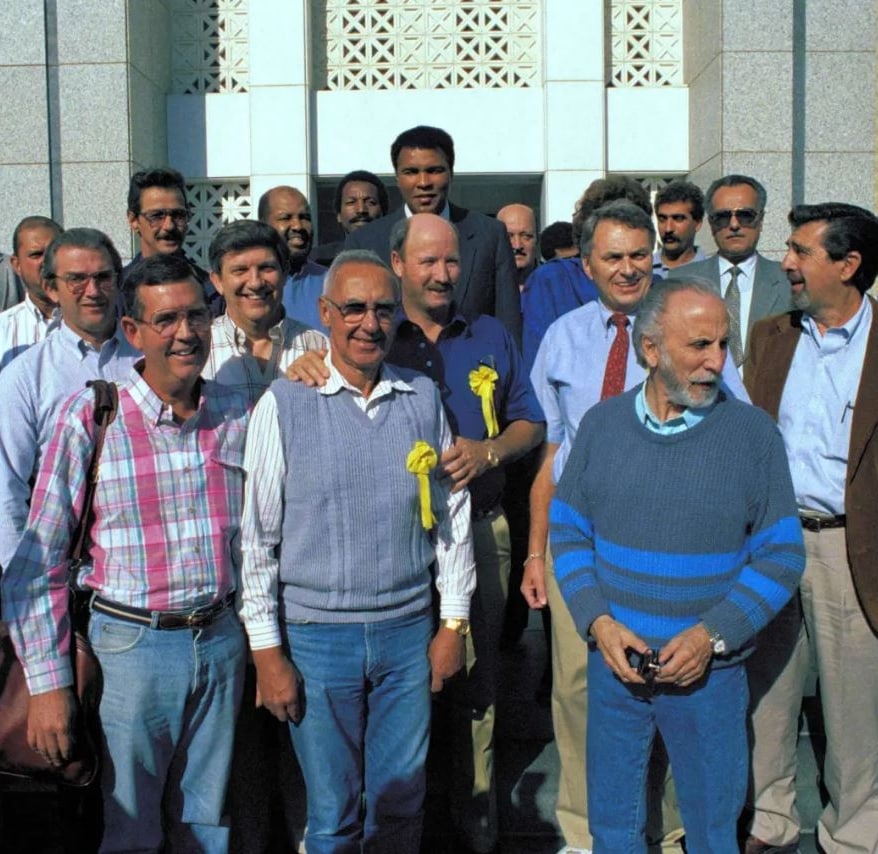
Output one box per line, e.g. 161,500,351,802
579,200,656,258
633,276,727,368
323,249,400,300
706,174,767,214
42,228,122,284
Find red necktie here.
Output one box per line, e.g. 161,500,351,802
600,312,630,400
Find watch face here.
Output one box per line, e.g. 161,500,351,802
713,639,727,655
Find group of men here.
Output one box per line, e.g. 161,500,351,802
0,118,875,854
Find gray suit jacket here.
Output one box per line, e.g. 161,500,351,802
672,253,792,335
345,203,521,345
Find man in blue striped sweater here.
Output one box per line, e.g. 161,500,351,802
549,278,805,854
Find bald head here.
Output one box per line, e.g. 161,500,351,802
498,203,537,278
390,213,460,322
258,185,313,268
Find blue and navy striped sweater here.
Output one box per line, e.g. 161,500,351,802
550,387,805,664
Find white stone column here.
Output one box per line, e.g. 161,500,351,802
248,0,315,208
541,0,606,224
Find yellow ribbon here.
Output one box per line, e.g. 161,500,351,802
406,440,438,530
469,366,499,438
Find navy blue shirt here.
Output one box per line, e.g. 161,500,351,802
520,256,600,375
389,309,544,513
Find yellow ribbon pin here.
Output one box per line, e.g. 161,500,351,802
406,440,438,530
469,365,499,438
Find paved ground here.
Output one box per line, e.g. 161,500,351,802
1,611,826,853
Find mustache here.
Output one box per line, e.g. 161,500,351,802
513,247,528,257
156,229,183,241
349,213,372,223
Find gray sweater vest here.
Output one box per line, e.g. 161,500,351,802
271,369,443,623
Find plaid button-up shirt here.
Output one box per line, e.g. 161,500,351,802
2,366,251,695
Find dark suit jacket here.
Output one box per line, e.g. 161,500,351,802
345,203,521,345
674,252,792,335
745,299,878,633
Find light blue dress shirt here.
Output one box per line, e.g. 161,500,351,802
635,382,714,434
778,296,872,515
531,299,748,481
0,322,141,568
281,260,328,332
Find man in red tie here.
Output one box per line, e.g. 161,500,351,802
522,200,747,854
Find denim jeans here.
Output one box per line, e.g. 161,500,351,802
285,610,433,854
586,648,748,854
89,606,246,853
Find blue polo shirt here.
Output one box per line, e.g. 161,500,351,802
282,260,328,331
389,309,544,514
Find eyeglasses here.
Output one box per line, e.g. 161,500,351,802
51,270,117,295
321,296,399,324
708,208,761,229
139,208,190,227
132,307,212,338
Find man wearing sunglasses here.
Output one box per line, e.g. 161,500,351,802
123,167,222,314
674,174,791,371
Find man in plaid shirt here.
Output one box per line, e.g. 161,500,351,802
3,253,250,851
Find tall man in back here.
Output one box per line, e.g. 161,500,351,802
345,125,521,342
745,203,878,854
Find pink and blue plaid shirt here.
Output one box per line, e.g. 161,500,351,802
2,365,250,695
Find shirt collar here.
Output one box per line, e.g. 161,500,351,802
127,360,207,427
395,304,468,340
318,350,413,401
219,311,286,351
801,290,871,343
635,381,716,434
718,253,758,281
404,201,451,221
58,319,124,359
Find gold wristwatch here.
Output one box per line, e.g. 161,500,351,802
485,442,501,468
440,618,471,636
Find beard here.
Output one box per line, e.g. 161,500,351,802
657,350,720,411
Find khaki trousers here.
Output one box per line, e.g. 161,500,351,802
546,550,684,852
749,527,878,853
449,508,510,852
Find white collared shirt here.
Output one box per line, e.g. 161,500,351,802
718,254,758,350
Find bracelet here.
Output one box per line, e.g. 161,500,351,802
523,552,545,568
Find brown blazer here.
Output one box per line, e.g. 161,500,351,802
744,297,878,633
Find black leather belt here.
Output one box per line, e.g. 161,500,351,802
799,514,846,532
91,591,235,630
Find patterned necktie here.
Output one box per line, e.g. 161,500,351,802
600,312,630,400
726,266,744,367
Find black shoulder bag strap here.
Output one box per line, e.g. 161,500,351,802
68,381,119,621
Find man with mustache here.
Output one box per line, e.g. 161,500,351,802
497,203,538,290
550,276,804,854
652,180,706,277
744,203,878,854
311,170,389,267
123,167,221,314
674,174,791,370
0,228,141,573
523,201,748,854
258,185,328,331
3,253,250,850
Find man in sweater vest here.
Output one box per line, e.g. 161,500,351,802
239,250,476,853
550,278,805,853
285,216,545,852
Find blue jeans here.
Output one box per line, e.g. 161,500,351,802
586,649,748,854
89,607,246,853
285,610,433,854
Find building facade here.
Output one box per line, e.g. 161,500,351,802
1,0,874,264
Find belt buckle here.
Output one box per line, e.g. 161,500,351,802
186,608,212,629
